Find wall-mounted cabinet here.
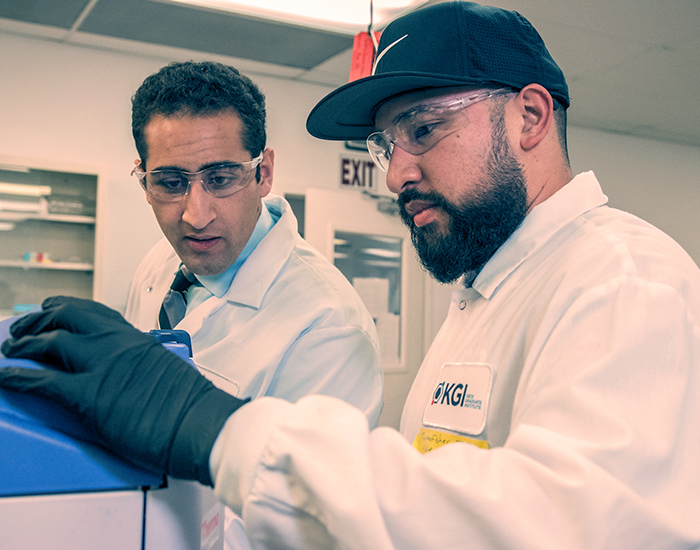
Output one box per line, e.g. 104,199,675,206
0,159,100,320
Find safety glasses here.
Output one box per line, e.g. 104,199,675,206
132,152,263,202
367,88,513,171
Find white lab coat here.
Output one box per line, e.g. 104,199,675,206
210,173,700,549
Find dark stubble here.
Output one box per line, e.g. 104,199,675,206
397,104,529,284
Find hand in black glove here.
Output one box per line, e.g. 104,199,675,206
0,296,247,486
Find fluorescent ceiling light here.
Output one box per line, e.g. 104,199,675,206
0,182,52,197
158,0,428,34
0,164,30,173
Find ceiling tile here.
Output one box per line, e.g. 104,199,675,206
0,0,90,29
80,0,353,69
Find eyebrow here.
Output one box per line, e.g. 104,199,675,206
392,98,463,127
392,104,435,127
149,161,241,173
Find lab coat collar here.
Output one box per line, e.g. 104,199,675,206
221,195,298,309
195,201,276,299
471,171,608,299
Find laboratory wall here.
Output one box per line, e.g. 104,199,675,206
0,31,349,313
2,30,700,341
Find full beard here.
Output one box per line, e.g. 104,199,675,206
397,118,528,285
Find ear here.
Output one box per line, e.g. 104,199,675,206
257,147,275,198
516,84,554,151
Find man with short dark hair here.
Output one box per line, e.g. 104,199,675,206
2,3,699,549
123,61,384,549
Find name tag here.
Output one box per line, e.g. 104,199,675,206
422,362,493,436
412,428,490,454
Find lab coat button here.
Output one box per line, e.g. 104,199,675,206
147,286,153,293
459,300,467,310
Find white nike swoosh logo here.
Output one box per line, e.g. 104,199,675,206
372,34,408,75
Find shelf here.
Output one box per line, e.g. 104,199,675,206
0,260,93,272
0,161,98,307
0,212,95,224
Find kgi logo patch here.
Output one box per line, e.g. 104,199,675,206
423,363,493,436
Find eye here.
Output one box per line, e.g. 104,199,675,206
151,172,188,193
205,167,240,189
412,122,439,141
404,114,448,144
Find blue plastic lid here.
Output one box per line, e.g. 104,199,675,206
0,316,193,496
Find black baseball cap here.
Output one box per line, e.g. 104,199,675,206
306,1,569,141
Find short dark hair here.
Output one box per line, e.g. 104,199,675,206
552,98,569,165
131,61,267,167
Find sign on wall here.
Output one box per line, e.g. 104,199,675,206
339,153,378,192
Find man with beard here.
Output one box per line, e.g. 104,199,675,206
2,2,700,549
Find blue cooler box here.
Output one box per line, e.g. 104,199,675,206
0,317,225,550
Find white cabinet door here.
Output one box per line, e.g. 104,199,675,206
305,188,425,429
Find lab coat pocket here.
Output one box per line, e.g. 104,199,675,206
195,363,240,398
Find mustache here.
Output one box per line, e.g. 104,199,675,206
397,189,446,209
397,189,450,225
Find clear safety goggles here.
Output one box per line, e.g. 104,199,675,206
131,152,263,202
366,88,513,171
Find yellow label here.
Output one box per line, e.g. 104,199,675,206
412,427,490,454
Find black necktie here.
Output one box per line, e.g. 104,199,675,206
159,267,196,329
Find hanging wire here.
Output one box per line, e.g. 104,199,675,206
368,0,379,53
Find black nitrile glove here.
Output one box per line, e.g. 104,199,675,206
0,296,247,486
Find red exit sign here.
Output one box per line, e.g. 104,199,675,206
340,155,377,191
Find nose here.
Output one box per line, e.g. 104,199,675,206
181,179,216,229
385,146,422,195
